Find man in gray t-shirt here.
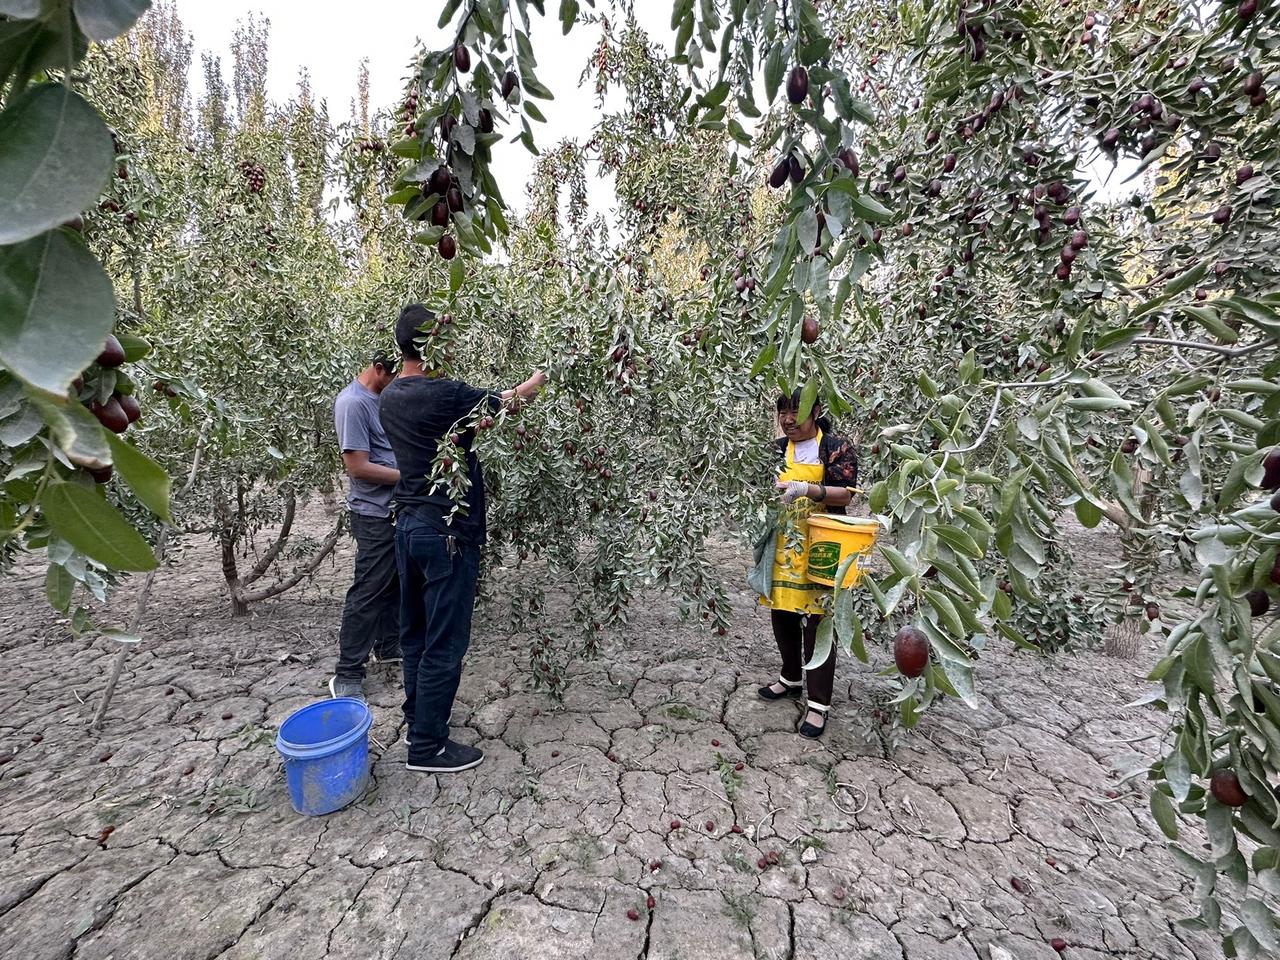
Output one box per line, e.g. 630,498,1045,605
329,352,401,700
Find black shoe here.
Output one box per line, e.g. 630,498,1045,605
798,706,829,739
329,676,365,700
757,680,803,701
406,739,484,773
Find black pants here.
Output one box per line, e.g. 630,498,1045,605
396,514,481,759
771,610,834,707
335,512,400,681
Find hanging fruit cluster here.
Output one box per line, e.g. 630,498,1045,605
238,159,266,194
385,4,562,262
77,333,150,483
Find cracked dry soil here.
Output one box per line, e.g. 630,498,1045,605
0,512,1223,960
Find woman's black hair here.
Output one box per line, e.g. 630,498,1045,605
776,388,833,432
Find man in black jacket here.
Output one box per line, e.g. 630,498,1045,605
379,304,547,773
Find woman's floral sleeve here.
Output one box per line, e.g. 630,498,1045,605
825,437,859,489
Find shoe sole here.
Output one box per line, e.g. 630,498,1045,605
405,757,484,773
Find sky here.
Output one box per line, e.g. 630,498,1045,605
173,0,674,222
171,2,1136,225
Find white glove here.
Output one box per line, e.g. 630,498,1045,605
777,480,810,504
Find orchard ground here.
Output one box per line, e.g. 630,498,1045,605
0,508,1225,960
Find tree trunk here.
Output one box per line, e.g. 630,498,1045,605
217,500,249,617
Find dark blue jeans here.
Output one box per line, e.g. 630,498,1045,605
335,512,400,681
396,513,481,758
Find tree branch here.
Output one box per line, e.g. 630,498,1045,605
243,489,297,585
238,512,346,604
92,422,210,731
1132,336,1271,358
947,387,1004,455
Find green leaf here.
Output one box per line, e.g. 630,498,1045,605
992,588,1012,621
104,432,170,522
1164,745,1192,803
0,84,114,245
804,615,834,670
437,0,463,28
848,192,892,223
1241,900,1279,953
0,230,116,395
1093,325,1145,351
12,11,94,86
1165,259,1209,297
558,0,578,33
449,256,465,293
923,588,966,638
1150,790,1179,841
868,480,888,514
1066,396,1131,412
1074,499,1102,528
1221,296,1280,339
934,524,983,559
701,81,730,108
796,377,818,423
880,544,916,580
116,333,150,362
45,561,72,611
41,480,156,571
72,0,151,42
763,43,783,102
29,392,109,467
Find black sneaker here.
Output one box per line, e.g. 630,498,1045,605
406,739,484,773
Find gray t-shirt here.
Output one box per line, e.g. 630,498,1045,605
334,380,397,517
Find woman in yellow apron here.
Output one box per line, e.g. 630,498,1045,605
757,390,859,738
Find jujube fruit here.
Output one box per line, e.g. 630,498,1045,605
894,625,929,678
769,157,789,189
1210,769,1247,807
431,201,449,227
91,398,129,434
97,335,125,369
453,45,470,72
438,235,457,260
501,71,518,100
1247,590,1270,618
786,65,809,105
801,317,820,344
118,393,141,423
1261,447,1280,490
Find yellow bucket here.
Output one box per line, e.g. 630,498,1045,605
805,515,880,588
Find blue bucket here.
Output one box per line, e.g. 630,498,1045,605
275,698,373,816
